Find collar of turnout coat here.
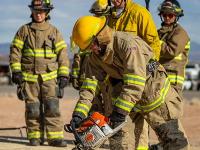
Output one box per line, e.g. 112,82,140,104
30,21,50,30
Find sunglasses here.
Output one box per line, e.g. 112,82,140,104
32,9,47,14
162,13,175,18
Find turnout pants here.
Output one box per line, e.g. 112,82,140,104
109,80,189,150
22,77,64,140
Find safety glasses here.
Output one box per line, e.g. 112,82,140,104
162,13,175,18
31,8,47,14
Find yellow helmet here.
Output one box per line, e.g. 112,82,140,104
89,0,110,16
72,16,106,50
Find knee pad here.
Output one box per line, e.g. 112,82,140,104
26,102,40,119
44,99,60,117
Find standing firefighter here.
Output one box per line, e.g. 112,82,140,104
149,2,190,149
158,0,190,95
108,0,161,61
70,15,190,150
9,0,69,147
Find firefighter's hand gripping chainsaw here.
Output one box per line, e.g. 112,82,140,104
64,112,126,150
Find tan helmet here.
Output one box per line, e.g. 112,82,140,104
89,0,111,16
72,16,106,50
29,0,54,11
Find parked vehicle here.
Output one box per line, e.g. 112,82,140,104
0,61,11,85
184,63,200,91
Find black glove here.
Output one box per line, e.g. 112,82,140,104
109,111,126,127
70,114,85,128
58,76,69,89
12,72,23,85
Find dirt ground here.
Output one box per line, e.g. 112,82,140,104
0,86,200,150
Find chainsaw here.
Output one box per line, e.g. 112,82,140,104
64,112,126,150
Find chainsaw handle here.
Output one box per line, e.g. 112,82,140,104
64,124,73,133
70,121,85,147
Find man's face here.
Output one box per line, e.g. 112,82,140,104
162,13,176,25
32,9,47,23
89,41,101,55
111,0,125,8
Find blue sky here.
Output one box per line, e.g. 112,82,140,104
0,0,200,45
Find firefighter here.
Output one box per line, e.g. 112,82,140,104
9,0,69,147
149,2,190,149
90,0,161,149
70,0,113,117
108,0,161,61
70,16,190,150
158,0,190,95
89,0,111,16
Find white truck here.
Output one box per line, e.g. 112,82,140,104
183,63,200,90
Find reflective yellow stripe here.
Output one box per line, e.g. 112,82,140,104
103,74,110,84
41,70,57,81
12,38,24,49
168,74,184,85
79,51,91,56
185,41,190,50
136,146,149,150
23,48,56,58
22,72,38,82
174,53,182,60
135,78,170,113
112,97,117,104
160,40,164,46
72,68,80,78
27,131,43,139
55,40,67,53
115,97,135,113
74,103,90,117
123,74,146,86
47,131,64,140
81,78,98,92
58,66,69,76
11,62,21,71
23,70,58,82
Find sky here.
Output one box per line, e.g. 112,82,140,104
0,0,200,45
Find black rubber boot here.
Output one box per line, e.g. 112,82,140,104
29,138,40,146
48,139,67,147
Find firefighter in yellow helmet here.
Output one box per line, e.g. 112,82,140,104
70,15,189,150
9,0,69,147
149,1,190,149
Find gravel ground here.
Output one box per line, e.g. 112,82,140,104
0,86,199,150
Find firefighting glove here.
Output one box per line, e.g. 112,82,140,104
71,78,80,90
109,111,126,128
70,115,84,128
12,72,23,85
58,76,69,89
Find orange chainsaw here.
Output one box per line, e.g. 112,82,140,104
65,112,126,150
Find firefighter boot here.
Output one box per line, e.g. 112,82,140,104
29,138,40,146
48,139,67,147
